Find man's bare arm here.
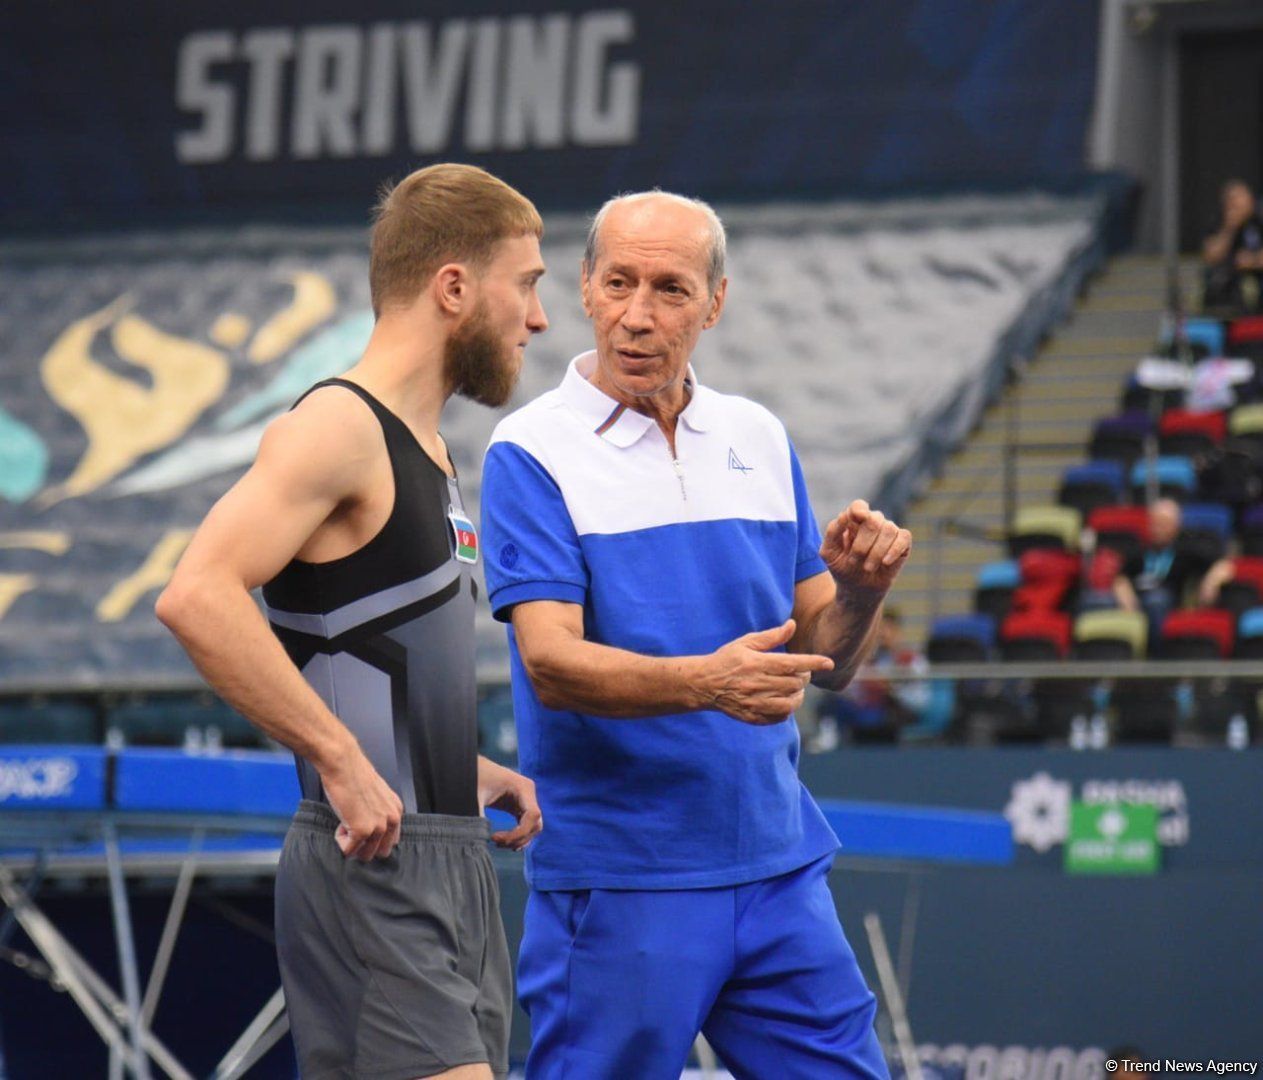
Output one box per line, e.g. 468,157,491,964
511,602,833,727
791,500,912,692
155,391,403,860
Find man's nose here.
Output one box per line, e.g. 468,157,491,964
528,294,549,333
620,284,654,332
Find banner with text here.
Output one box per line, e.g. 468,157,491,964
2,1,1100,224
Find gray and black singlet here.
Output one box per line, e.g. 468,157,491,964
262,378,479,817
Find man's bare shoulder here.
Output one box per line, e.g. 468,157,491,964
254,383,384,498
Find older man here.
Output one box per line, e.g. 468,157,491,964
480,192,907,1078
1113,498,1200,632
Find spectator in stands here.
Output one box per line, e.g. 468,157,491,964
824,608,929,743
1113,498,1201,631
1202,179,1263,311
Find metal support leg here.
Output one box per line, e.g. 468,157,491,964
0,862,194,1080
213,986,288,1080
141,831,203,1028
103,823,152,1080
0,864,145,1076
864,912,922,1080
0,852,46,950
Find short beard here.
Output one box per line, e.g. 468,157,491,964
443,301,519,408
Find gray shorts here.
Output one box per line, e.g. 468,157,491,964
275,800,511,1080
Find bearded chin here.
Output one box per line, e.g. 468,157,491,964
444,307,519,408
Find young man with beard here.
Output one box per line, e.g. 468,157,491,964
157,163,547,1080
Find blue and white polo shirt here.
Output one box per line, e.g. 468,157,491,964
480,351,839,891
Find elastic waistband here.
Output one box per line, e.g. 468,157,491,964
292,799,490,843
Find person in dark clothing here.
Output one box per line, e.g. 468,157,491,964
1203,179,1263,311
1114,499,1202,635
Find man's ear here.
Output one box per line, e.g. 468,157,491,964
702,277,728,330
579,259,594,320
434,263,469,315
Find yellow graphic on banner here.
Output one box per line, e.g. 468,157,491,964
39,297,230,503
247,272,336,363
0,574,37,620
209,313,252,349
0,531,71,555
96,529,194,623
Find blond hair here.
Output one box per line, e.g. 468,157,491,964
370,163,543,317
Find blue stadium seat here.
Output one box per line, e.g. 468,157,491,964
926,614,995,662
1088,412,1152,465
1129,455,1197,501
974,560,1020,622
1180,318,1226,359
1237,608,1263,660
1058,460,1125,516
1176,501,1234,564
976,561,1020,590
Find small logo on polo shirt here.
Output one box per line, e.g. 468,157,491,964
728,448,753,473
500,542,520,569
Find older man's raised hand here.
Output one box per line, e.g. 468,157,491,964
820,499,912,596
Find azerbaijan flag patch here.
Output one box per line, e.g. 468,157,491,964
447,507,479,564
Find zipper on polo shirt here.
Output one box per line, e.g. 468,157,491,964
669,451,687,501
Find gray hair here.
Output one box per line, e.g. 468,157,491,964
582,190,727,293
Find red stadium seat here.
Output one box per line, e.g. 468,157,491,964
1157,409,1226,457
1013,550,1081,612
1087,506,1149,563
999,610,1072,659
1227,316,1263,347
1217,556,1263,616
1158,609,1235,659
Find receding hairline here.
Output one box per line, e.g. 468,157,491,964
583,190,726,291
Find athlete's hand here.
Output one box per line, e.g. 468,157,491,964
478,757,543,851
701,620,833,726
320,749,404,861
820,500,911,596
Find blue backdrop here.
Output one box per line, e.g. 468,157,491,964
1,1,1101,225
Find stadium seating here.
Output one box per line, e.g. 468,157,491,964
1073,609,1147,660
1156,609,1235,659
1058,461,1126,517
973,560,1021,622
1008,505,1081,558
1129,455,1197,502
1241,505,1263,557
1236,608,1263,659
1013,549,1081,612
104,693,261,749
1176,502,1234,564
0,697,99,744
998,610,1072,661
1088,505,1150,564
1227,316,1263,360
1157,409,1226,458
1088,413,1152,465
1120,376,1183,415
1180,317,1226,359
1228,403,1263,454
926,614,995,662
1215,557,1263,616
